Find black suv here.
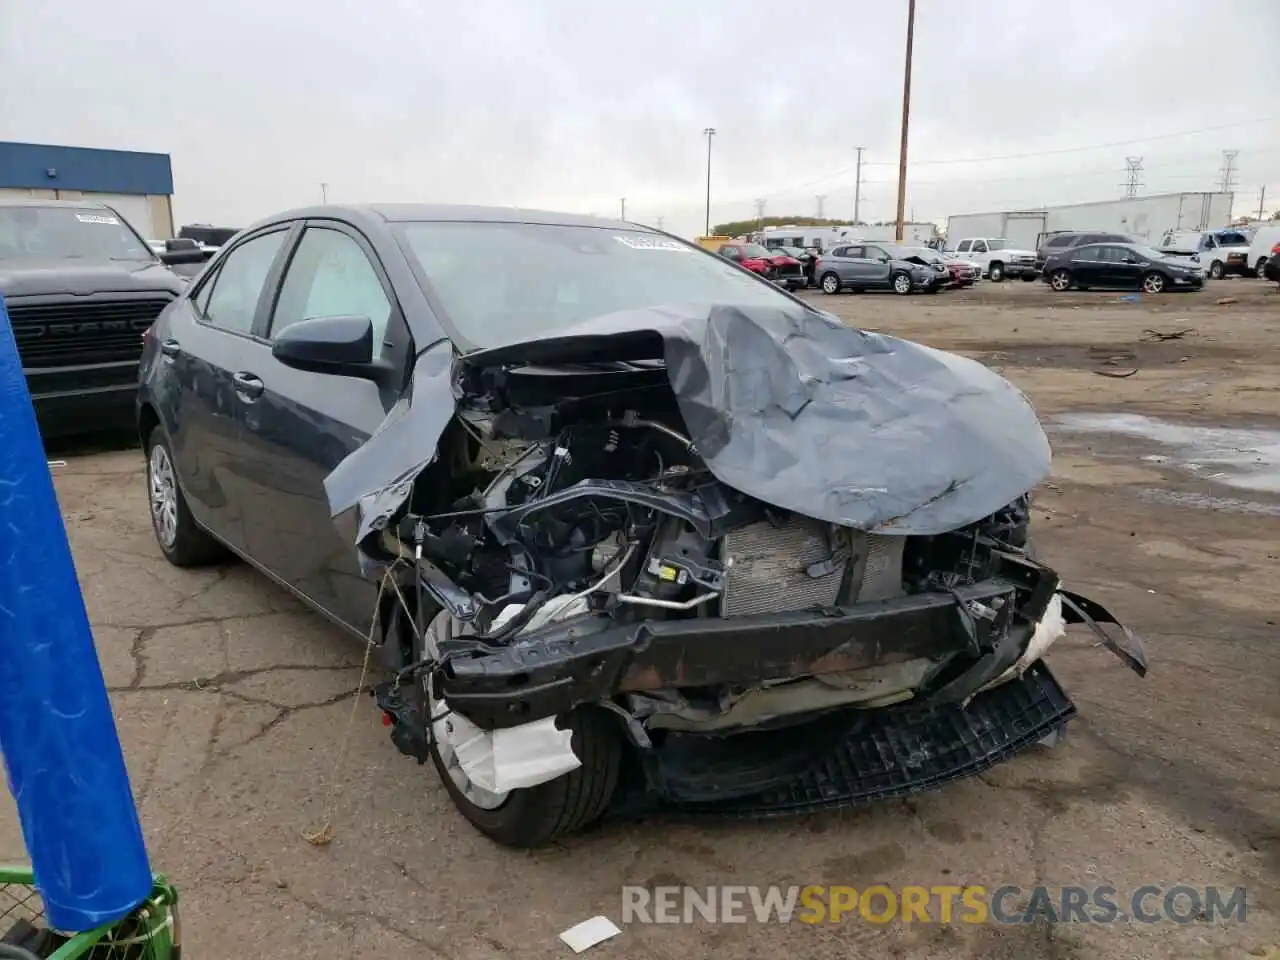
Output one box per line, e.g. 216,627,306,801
0,200,198,439
1035,231,1133,273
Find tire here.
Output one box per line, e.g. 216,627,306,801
988,261,1005,282
1048,269,1072,292
1256,257,1268,278
892,272,913,295
820,272,841,295
1142,271,1166,295
145,426,225,567
420,614,622,847
1208,260,1224,280
1020,273,1036,282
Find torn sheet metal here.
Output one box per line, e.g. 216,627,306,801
322,338,456,547
322,303,1052,541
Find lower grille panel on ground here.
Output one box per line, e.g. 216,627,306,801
635,662,1075,819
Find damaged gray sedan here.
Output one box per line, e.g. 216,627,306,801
137,204,1147,847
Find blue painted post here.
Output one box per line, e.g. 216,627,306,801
0,295,153,931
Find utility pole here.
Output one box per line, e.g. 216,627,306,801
703,128,717,237
320,182,329,203
893,0,916,242
620,198,626,220
815,194,827,218
1257,186,1266,221
853,147,865,224
1121,157,1144,198
754,198,767,238
1219,150,1239,193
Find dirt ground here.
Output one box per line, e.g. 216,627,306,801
4,278,1280,958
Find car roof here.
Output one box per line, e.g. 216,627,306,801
247,202,644,233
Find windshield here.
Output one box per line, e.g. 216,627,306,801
0,206,154,261
397,222,803,348
740,244,772,258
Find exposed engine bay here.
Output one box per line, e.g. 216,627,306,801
333,304,1148,846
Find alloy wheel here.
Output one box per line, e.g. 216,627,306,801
893,274,912,294
1142,273,1165,295
1050,270,1071,292
148,444,180,549
821,274,839,294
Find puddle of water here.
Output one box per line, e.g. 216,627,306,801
1134,488,1280,518
1051,412,1280,495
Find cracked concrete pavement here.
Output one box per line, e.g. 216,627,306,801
1,281,1278,958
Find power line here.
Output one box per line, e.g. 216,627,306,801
729,117,1279,204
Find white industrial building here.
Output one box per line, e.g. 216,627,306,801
944,192,1235,250
761,221,940,250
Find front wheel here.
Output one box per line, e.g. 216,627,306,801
420,612,622,847
1208,260,1225,280
1256,257,1268,278
1142,271,1166,294
1049,269,1072,292
820,272,841,295
145,426,225,567
892,272,913,295
988,262,1005,282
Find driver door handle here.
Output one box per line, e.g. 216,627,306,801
232,371,264,400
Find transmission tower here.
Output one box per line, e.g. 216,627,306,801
1121,157,1144,198
1219,150,1239,193
815,194,827,218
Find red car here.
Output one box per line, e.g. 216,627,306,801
718,243,806,291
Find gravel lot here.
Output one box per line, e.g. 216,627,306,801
4,279,1279,958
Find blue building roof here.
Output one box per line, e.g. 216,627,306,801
0,141,173,195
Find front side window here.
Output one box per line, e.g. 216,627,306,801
270,227,393,356
397,222,803,349
200,230,288,334
0,205,153,261
971,240,989,253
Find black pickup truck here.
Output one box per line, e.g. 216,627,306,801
0,200,200,439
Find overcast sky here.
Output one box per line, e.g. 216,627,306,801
2,0,1278,236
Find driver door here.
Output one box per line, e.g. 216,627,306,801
860,245,893,287
235,221,414,632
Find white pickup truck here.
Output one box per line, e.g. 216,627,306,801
1158,229,1252,279
944,237,1039,282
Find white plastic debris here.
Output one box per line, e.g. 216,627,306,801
559,916,622,953
452,712,582,793
982,592,1066,691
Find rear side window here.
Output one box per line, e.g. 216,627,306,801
1047,236,1073,248
956,240,972,253
1072,245,1101,261
199,230,288,334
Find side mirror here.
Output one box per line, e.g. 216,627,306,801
165,237,200,251
879,256,890,263
271,314,376,378
159,247,208,265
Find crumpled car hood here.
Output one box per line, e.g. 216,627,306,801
323,303,1051,544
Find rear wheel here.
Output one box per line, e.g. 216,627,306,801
1020,272,1036,282
145,426,225,567
1049,269,1072,292
1208,260,1224,280
1256,257,1268,278
820,272,841,295
1142,272,1166,294
892,272,913,295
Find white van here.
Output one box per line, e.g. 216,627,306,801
1247,225,1280,277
